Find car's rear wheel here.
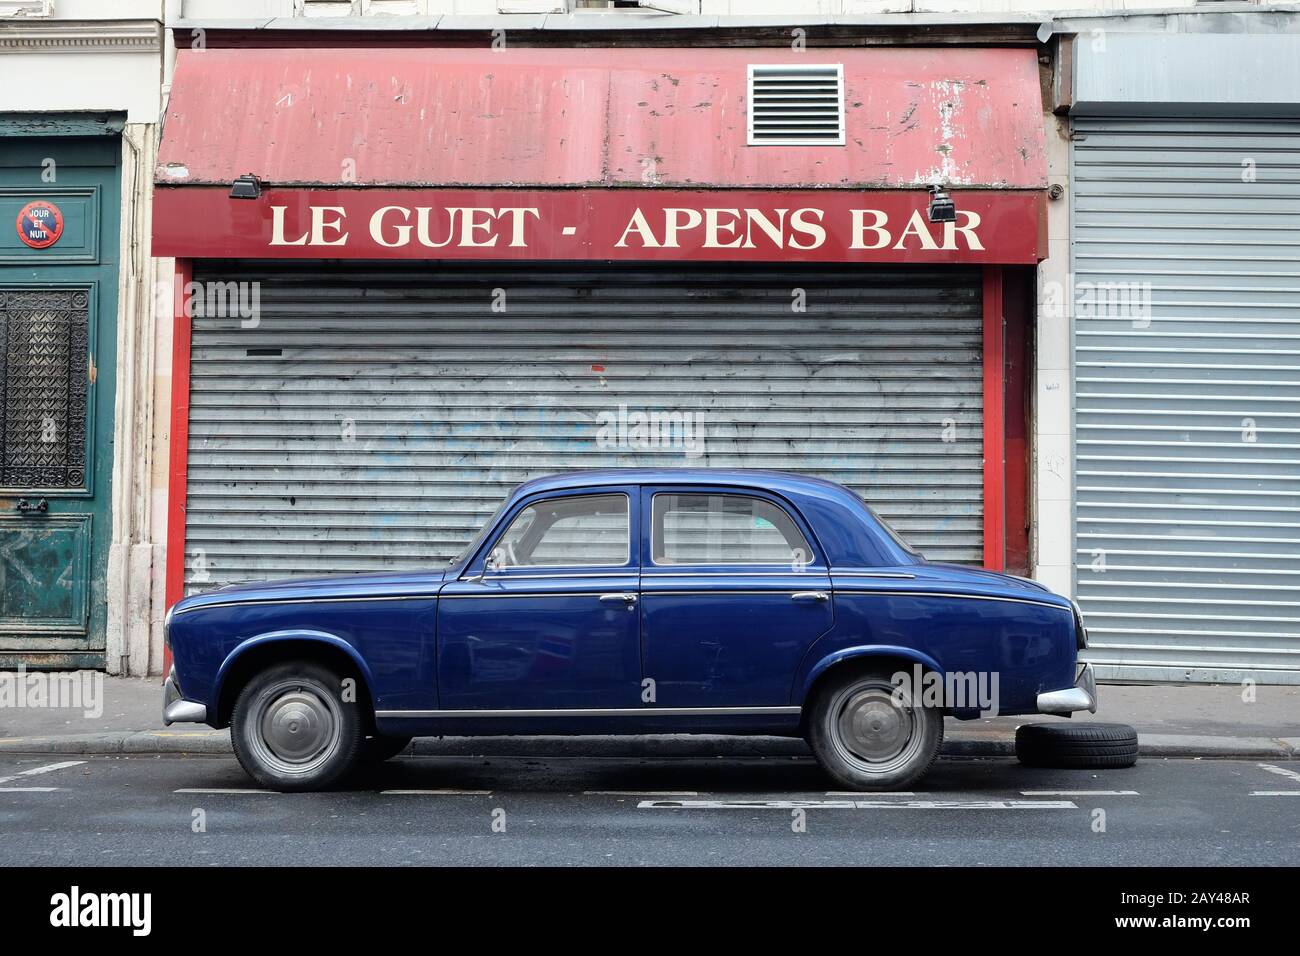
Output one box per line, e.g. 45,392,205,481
230,661,364,792
806,665,943,791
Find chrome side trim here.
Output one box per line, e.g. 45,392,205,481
640,589,828,596
376,705,803,719
440,592,627,600
641,568,827,576
173,593,442,615
469,572,639,580
833,589,1074,613
832,571,918,579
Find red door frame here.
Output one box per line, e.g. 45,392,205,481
162,258,193,673
982,266,1007,571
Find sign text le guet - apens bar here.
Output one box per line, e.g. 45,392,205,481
151,188,1043,264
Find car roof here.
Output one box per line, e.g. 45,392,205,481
513,468,855,500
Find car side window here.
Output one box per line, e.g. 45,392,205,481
489,494,630,569
652,493,813,566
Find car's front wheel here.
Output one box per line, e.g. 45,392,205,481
807,665,943,791
230,661,364,792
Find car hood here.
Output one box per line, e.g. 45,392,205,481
176,569,451,611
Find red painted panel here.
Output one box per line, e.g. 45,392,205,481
156,47,1047,190
1002,265,1032,577
151,186,1042,263
982,266,1006,572
163,258,192,676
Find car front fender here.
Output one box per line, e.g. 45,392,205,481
213,629,378,715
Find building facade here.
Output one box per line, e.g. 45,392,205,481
0,1,171,674
3,0,1298,682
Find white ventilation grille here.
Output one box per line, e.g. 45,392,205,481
747,64,845,146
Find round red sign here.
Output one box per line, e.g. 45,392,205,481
16,200,64,249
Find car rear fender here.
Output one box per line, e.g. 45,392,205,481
797,645,945,706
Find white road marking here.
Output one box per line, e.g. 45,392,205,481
0,787,59,792
826,791,914,796
638,798,1077,810
0,760,85,786
1256,763,1300,785
173,788,276,795
584,790,699,796
1251,791,1300,797
1021,790,1140,796
381,789,492,796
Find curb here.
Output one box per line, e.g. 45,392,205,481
0,731,1294,760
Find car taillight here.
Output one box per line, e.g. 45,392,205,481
1069,599,1089,650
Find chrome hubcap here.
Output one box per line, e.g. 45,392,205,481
249,682,341,775
838,689,911,762
827,678,923,775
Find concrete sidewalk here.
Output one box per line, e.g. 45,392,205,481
0,675,1296,759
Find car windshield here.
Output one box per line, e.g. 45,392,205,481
448,496,512,565
867,505,923,558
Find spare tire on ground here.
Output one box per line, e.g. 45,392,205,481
1015,722,1139,769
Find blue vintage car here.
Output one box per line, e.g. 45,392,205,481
164,469,1095,791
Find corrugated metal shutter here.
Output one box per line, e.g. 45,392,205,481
1072,116,1300,682
184,262,983,589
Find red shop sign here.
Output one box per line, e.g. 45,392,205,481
152,188,1045,265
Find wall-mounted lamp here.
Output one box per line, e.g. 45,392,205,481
229,173,262,200
927,185,956,224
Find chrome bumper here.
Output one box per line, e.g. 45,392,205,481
163,667,208,725
1036,663,1098,716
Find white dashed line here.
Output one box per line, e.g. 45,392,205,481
174,788,277,795
638,798,1078,810
1021,790,1140,796
1251,791,1300,797
0,787,60,792
826,791,914,797
1256,763,1300,785
381,789,493,796
584,790,699,796
0,760,85,786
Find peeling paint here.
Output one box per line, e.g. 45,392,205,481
156,47,1047,192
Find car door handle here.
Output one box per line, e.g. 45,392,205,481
790,591,829,602
599,592,638,605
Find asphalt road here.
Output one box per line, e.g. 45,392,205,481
1,750,1297,866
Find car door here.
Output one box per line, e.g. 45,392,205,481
639,487,834,707
437,487,642,710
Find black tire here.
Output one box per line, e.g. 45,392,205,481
1016,722,1139,769
230,660,365,792
806,665,944,791
359,734,413,764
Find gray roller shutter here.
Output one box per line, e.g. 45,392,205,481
1072,116,1300,683
184,262,983,589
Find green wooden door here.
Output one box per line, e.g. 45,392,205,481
0,134,119,669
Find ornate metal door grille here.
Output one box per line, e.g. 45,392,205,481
0,288,89,489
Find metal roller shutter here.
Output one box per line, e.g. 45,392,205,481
1072,116,1300,682
184,262,984,590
